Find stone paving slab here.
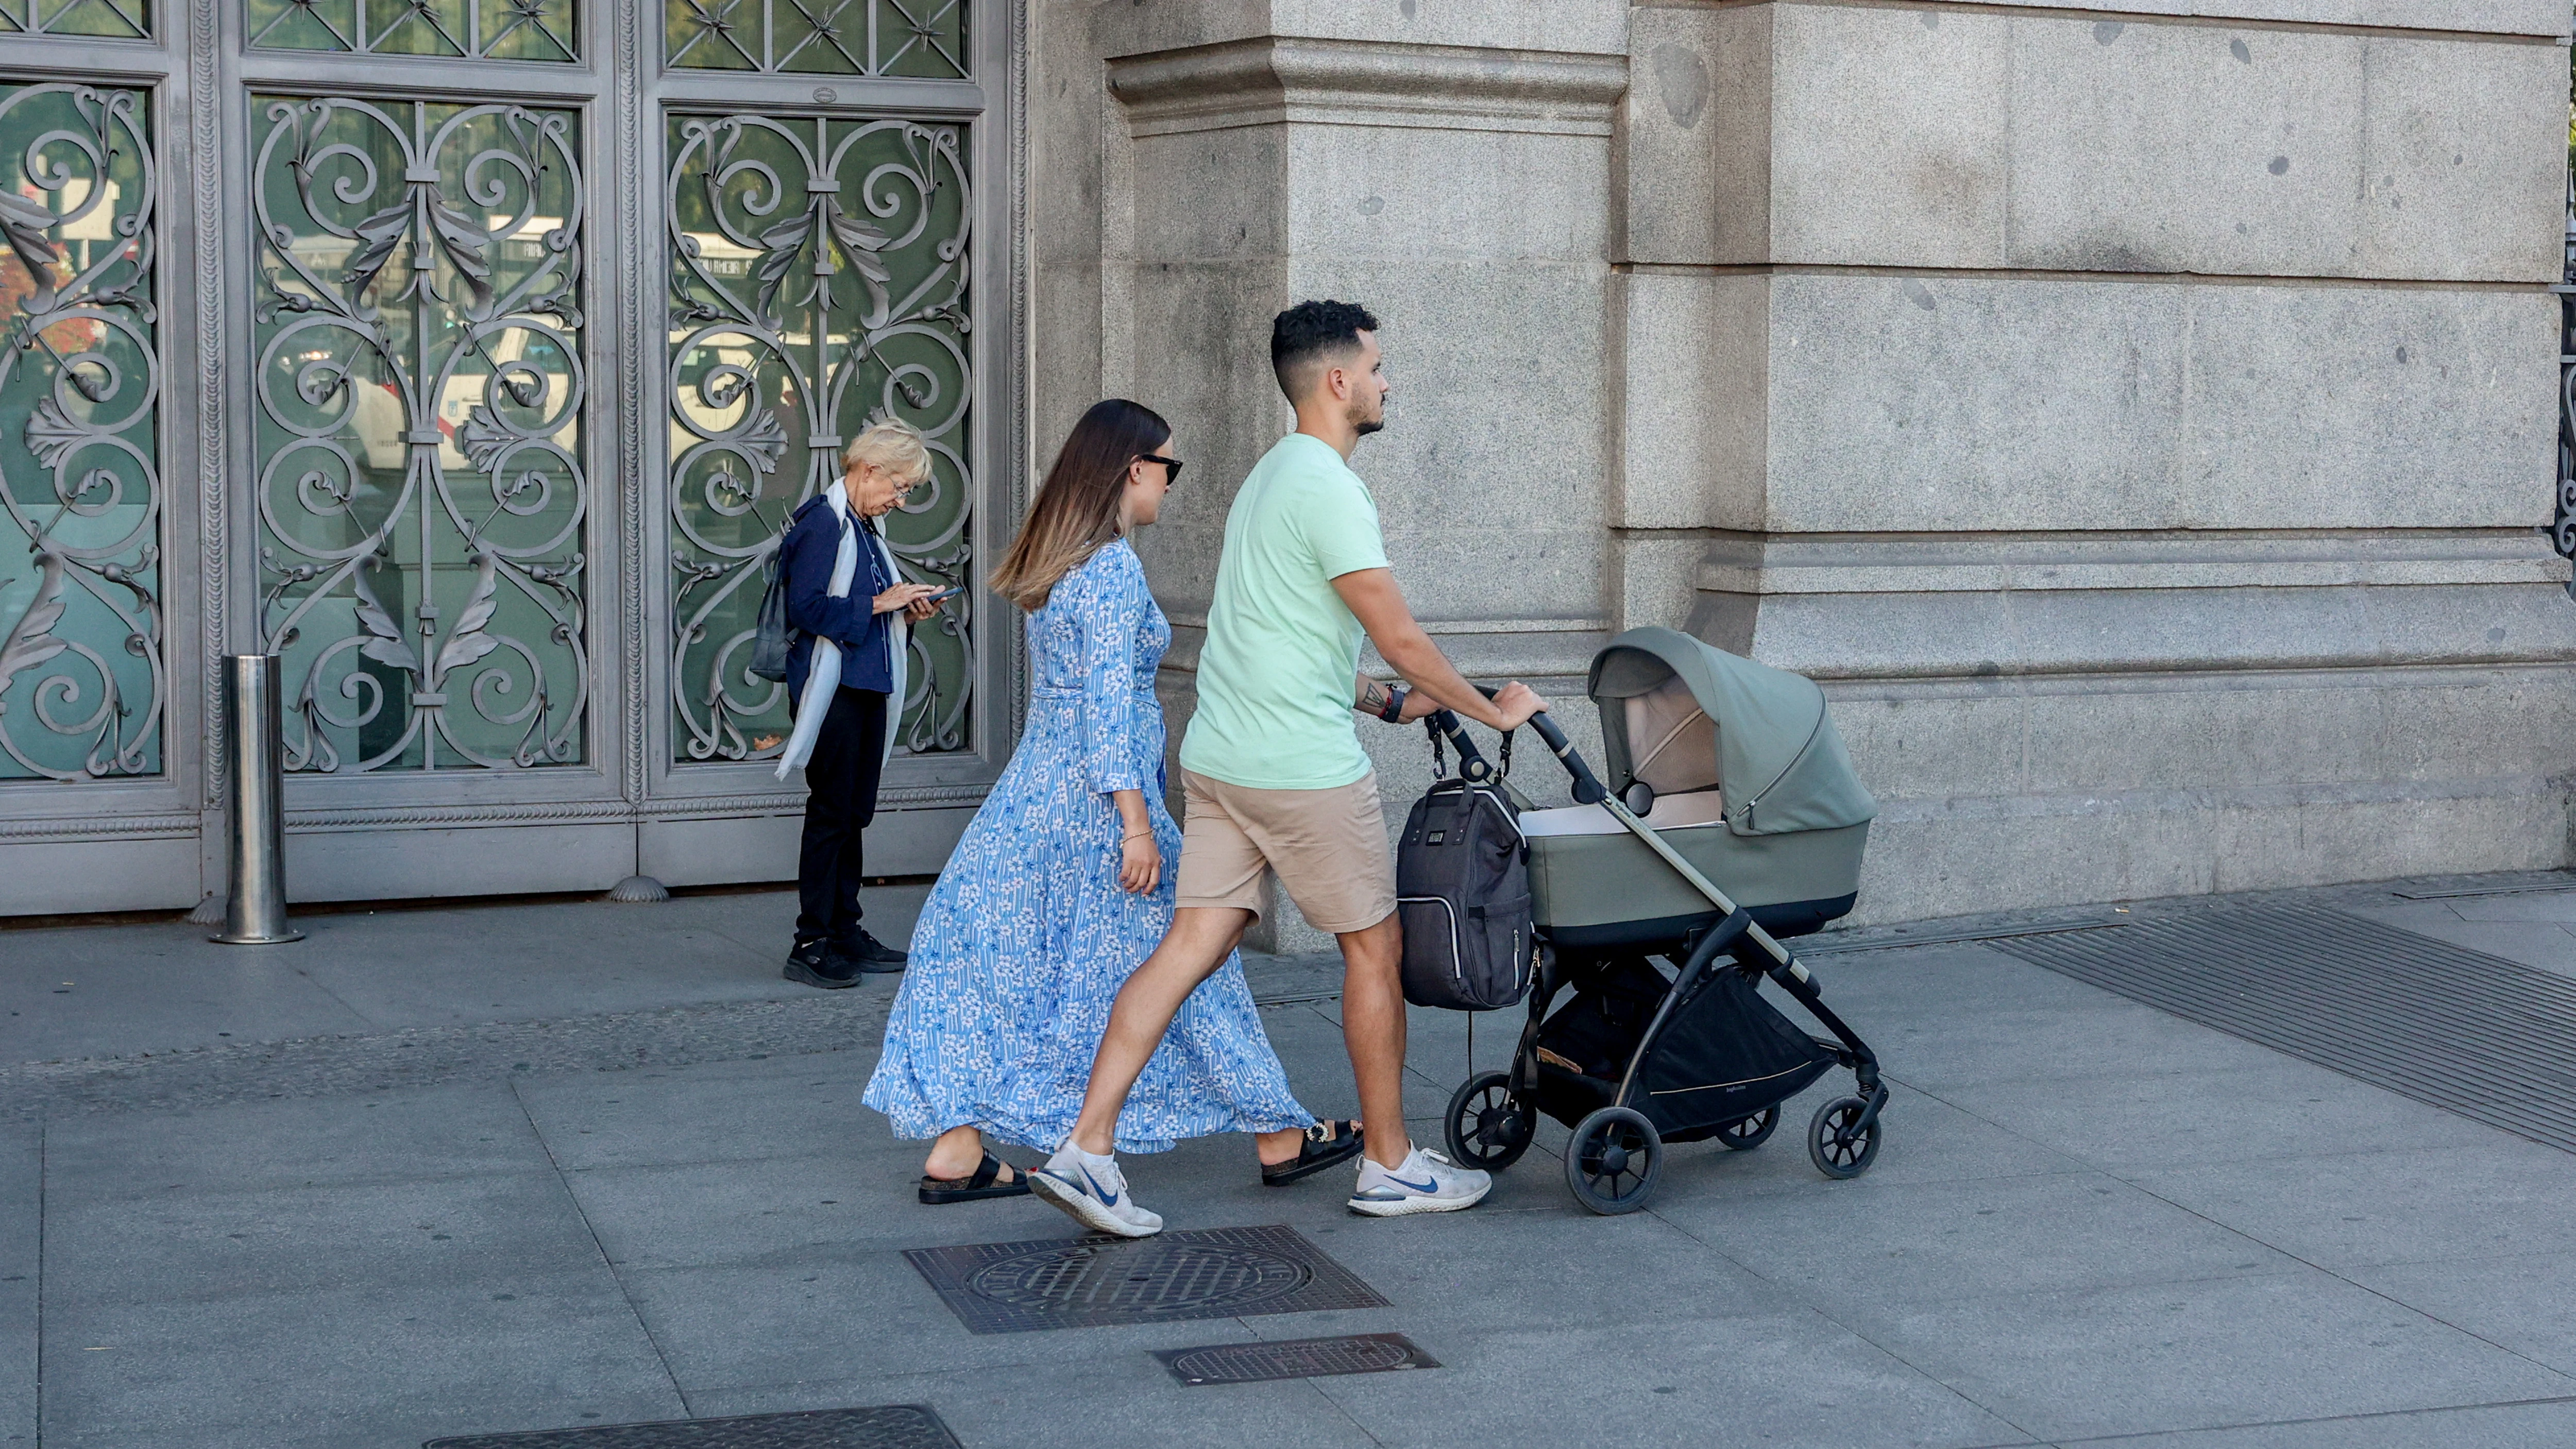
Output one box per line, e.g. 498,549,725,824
1831,1269,2574,1443
2062,1399,2576,1449
2349,1251,2576,1380
2127,1138,2576,1271
0,885,930,1066
41,1270,684,1449
1923,1057,2487,1173
681,1359,1383,1449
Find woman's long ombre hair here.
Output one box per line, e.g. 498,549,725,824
989,398,1171,612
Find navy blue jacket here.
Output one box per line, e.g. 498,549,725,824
779,492,896,707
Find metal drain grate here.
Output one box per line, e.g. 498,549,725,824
1993,901,2576,1153
904,1224,1387,1334
1156,1332,1438,1386
424,1405,958,1448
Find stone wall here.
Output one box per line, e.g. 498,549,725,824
1032,0,2576,941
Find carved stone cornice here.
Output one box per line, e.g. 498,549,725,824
1109,36,1630,139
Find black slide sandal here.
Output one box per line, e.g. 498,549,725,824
1263,1120,1364,1185
919,1151,1031,1204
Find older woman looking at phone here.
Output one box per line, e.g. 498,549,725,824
774,418,948,989
864,399,1355,1204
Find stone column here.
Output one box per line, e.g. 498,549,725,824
1040,1,1630,948
1617,1,2576,920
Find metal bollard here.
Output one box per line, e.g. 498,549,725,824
211,654,302,945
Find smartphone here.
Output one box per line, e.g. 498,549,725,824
921,584,965,605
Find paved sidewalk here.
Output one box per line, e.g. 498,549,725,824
9,876,2576,1446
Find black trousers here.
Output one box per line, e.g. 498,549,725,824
795,686,888,946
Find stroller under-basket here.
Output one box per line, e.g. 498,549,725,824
1425,628,1889,1214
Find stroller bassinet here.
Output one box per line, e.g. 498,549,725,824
1427,628,1891,1212
1522,628,1876,948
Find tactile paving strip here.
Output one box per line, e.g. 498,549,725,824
904,1223,1387,1334
423,1405,959,1448
1993,901,2576,1152
1156,1332,1438,1386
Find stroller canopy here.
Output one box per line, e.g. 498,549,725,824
1587,627,1877,838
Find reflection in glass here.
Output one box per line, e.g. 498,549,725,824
0,0,148,39
252,96,588,772
665,0,963,78
246,0,575,62
0,82,161,781
667,112,972,763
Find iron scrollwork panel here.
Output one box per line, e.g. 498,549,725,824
667,110,972,764
0,82,162,782
252,96,589,773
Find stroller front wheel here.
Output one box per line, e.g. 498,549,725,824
1566,1106,1662,1215
1444,1071,1536,1170
1807,1095,1882,1179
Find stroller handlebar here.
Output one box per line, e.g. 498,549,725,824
1455,685,1608,806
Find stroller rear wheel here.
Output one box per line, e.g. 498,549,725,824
1566,1106,1662,1215
1807,1095,1882,1179
1715,1105,1781,1151
1443,1071,1535,1170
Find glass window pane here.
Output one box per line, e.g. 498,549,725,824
665,0,965,78
1,0,150,38
246,0,576,60
251,96,590,773
667,112,974,763
0,82,162,781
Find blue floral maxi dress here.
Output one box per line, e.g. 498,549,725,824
863,540,1316,1153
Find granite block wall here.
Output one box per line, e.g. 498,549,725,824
1033,0,2576,939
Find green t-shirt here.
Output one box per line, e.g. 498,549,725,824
1179,433,1391,790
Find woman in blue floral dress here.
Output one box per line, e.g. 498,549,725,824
865,399,1362,1203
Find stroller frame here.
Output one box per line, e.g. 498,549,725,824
1430,703,1888,1212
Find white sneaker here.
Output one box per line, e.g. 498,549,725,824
1347,1145,1492,1218
1028,1144,1163,1238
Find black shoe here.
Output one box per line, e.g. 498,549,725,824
833,930,907,974
784,937,862,990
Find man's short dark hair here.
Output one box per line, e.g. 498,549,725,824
1271,299,1380,400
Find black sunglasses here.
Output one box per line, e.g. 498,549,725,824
1139,454,1183,483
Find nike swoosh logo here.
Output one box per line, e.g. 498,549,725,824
1387,1174,1439,1194
1080,1166,1121,1206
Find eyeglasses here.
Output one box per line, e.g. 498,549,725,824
1139,454,1183,484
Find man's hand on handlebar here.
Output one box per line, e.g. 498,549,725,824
1485,680,1546,731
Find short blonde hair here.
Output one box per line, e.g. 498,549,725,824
842,417,933,481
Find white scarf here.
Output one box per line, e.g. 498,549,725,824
775,479,906,779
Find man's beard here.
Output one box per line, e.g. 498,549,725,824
1352,399,1385,437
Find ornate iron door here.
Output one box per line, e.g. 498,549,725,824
0,0,1019,914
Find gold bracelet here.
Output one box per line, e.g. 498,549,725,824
1123,830,1154,843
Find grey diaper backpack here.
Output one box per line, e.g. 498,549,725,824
1396,772,1537,1011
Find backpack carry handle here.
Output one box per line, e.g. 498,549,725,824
1423,708,1496,782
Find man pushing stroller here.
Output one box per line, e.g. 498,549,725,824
1028,300,1549,1236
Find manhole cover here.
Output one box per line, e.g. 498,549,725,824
905,1224,1387,1334
1156,1332,1438,1386
423,1404,958,1448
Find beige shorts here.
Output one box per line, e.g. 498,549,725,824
1174,768,1398,934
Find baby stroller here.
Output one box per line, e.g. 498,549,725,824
1427,627,1887,1214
